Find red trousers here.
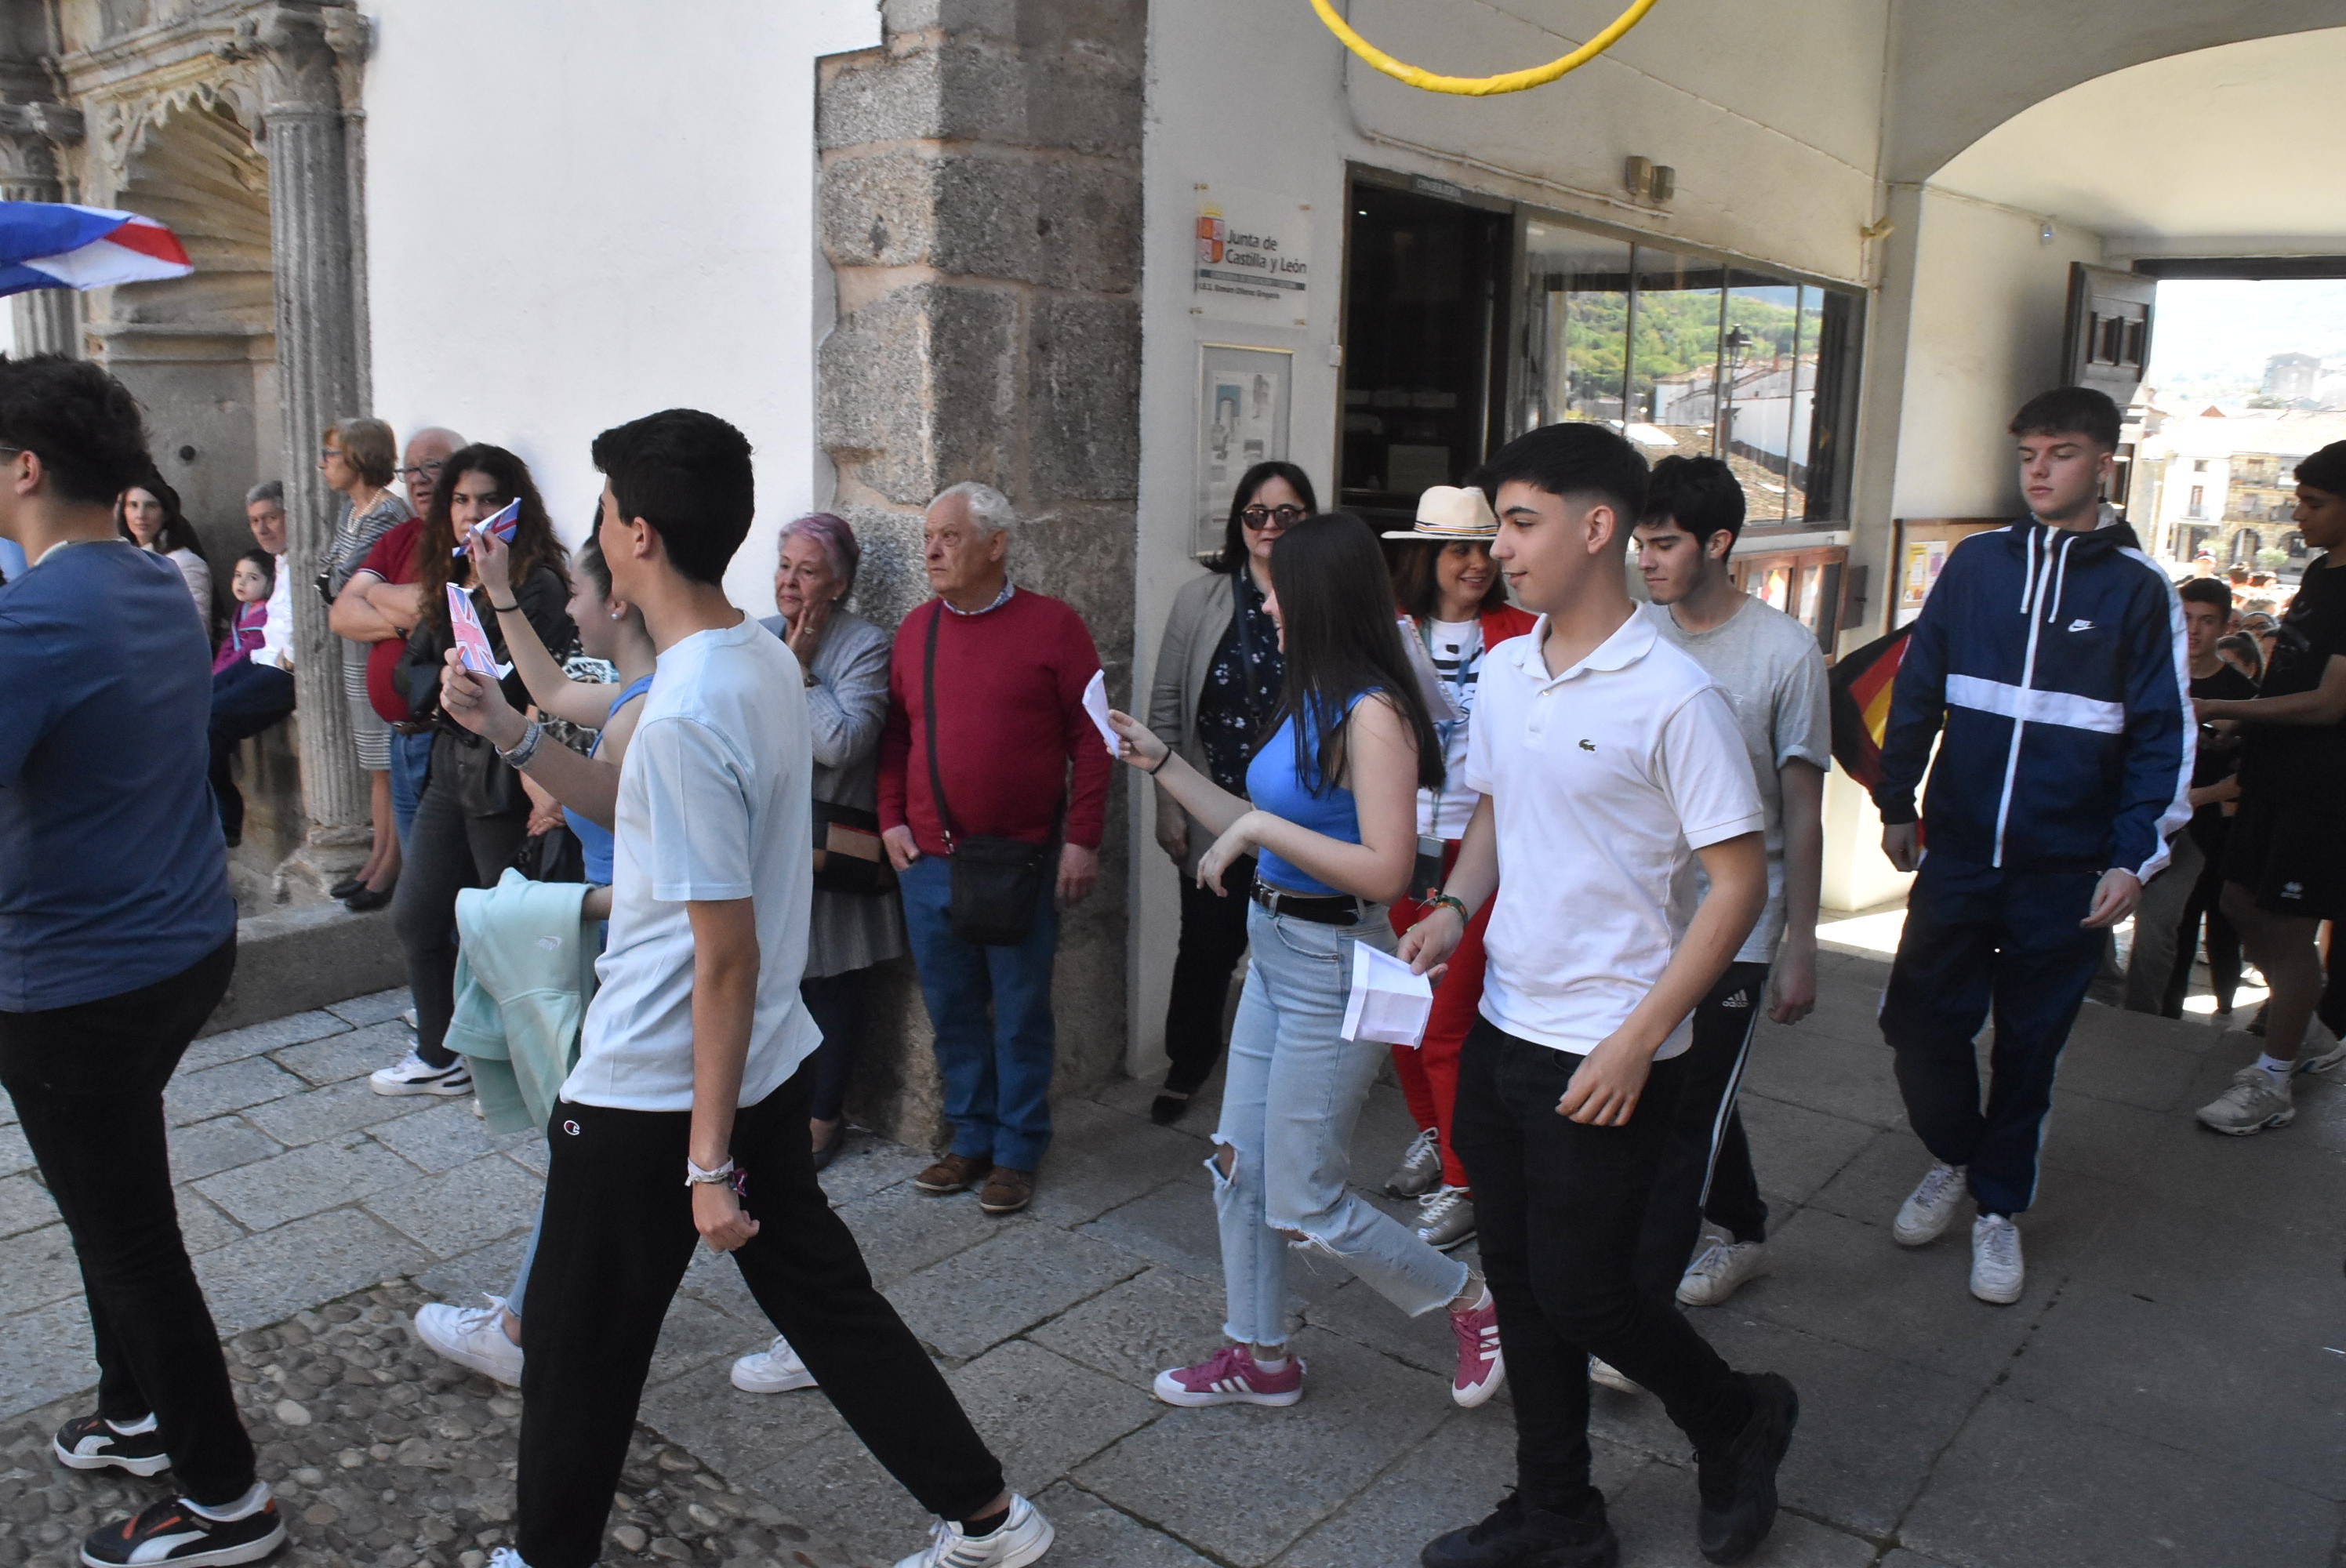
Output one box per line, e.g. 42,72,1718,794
1389,869,1495,1192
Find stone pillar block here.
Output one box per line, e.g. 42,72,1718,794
1029,295,1141,500
819,280,1022,505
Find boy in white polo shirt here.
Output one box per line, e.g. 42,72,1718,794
1403,425,1797,1568
440,410,1050,1568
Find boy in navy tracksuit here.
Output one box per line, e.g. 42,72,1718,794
1872,388,2191,1305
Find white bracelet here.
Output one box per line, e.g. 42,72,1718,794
686,1156,735,1187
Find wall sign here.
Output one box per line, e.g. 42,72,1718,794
1194,183,1311,328
1195,343,1294,557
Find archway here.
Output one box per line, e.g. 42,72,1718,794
94,95,277,577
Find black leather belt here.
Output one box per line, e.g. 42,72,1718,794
1251,879,1362,926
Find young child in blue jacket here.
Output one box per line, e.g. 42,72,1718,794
1870,387,2191,1307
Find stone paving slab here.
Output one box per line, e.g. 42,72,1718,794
325,987,416,1028
2,958,2342,1568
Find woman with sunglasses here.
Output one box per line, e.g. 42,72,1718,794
1140,461,1316,1124
1109,513,1504,1414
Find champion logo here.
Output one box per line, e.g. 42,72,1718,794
2067,618,2096,632
561,1119,582,1136
1578,738,1596,752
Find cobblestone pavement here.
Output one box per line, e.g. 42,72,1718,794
1,949,2341,1567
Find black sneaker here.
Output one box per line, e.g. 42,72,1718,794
53,1414,171,1477
82,1495,287,1566
1694,1372,1799,1564
1422,1491,1618,1567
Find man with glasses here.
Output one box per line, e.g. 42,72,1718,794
328,426,464,848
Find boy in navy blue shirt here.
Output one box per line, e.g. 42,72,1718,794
0,355,280,1567
1872,387,2190,1307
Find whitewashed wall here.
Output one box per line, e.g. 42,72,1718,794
356,0,880,611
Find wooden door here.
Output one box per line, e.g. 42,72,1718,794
2061,263,2155,408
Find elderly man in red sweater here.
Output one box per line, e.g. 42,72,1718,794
880,481,1113,1216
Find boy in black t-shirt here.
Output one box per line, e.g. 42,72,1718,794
2194,441,2346,1133
2163,577,2254,1017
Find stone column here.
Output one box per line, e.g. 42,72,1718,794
256,3,370,887
817,0,1146,1142
0,105,85,357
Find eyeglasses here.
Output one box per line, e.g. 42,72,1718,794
399,461,445,482
1241,504,1307,528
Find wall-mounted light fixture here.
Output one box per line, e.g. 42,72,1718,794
1624,156,1674,205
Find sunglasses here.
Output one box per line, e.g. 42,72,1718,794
1241,504,1307,528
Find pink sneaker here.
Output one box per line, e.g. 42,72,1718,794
1151,1344,1305,1407
1451,1289,1505,1407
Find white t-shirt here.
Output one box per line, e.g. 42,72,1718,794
253,553,292,667
563,617,823,1112
1416,616,1487,840
1645,597,1831,964
1468,611,1764,1059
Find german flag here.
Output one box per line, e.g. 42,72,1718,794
1828,623,1912,791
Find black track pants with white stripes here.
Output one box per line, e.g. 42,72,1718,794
1632,960,1772,1300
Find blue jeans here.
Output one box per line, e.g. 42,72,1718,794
898,854,1059,1171
390,728,434,848
1213,902,1468,1348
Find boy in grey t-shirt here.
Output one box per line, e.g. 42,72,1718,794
1629,457,1831,1316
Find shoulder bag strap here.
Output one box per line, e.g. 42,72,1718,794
922,601,957,853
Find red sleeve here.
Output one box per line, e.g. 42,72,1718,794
1056,604,1112,850
876,622,913,834
359,518,421,582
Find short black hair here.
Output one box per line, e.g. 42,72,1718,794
1642,455,1745,549
591,408,755,588
2177,576,2230,615
0,354,151,506
2010,387,2121,452
1480,423,1649,539
2295,440,2346,497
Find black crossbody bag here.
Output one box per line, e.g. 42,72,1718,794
924,602,1053,946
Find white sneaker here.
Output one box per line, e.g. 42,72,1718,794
731,1335,818,1394
370,1047,473,1097
2293,1021,2346,1076
1970,1214,2025,1305
1588,1356,1643,1396
894,1494,1054,1568
399,1005,419,1032
488,1551,530,1568
413,1297,523,1386
1676,1238,1772,1307
2195,1065,2295,1135
1892,1162,1968,1247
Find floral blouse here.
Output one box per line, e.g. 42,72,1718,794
1194,570,1284,794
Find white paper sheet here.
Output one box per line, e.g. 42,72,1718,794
1080,669,1120,757
1342,941,1435,1048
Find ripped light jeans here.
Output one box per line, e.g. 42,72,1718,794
1211,901,1470,1348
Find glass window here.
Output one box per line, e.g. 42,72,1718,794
1629,248,1722,464
1519,222,1632,430
1721,272,1803,525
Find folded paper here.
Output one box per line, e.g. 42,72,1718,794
1342,941,1434,1047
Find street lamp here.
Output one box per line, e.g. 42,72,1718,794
1719,325,1751,458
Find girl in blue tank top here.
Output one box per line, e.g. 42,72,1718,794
473,522,656,887
1105,513,1506,1414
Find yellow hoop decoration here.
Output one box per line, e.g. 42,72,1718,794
1307,0,1659,96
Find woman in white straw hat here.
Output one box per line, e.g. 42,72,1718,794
1376,482,1534,1254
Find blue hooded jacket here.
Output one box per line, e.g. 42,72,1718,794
1872,513,2192,881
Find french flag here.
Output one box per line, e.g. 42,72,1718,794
0,201,192,299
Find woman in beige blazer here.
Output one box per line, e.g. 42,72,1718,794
1142,461,1317,1124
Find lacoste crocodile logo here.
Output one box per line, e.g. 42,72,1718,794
1578,739,1596,752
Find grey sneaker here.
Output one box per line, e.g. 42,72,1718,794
1970,1214,2025,1305
1589,1356,1643,1396
1677,1238,1771,1307
2195,1065,2295,1135
1384,1127,1444,1199
1414,1186,1477,1250
1892,1162,1967,1247
2294,1022,2346,1076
